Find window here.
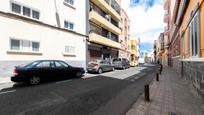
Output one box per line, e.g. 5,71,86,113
55,61,68,68
11,2,40,20
32,42,40,51
36,61,51,68
23,6,31,17
65,46,75,54
10,39,20,50
189,11,200,57
32,10,40,19
10,39,40,52
11,3,21,14
64,0,74,6
64,21,74,30
22,40,30,51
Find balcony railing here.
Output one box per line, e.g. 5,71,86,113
90,5,119,28
105,0,110,4
111,0,121,15
89,26,119,43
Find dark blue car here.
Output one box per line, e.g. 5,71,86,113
11,60,85,85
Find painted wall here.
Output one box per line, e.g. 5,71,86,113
0,15,86,64
0,0,87,35
119,9,130,59
180,0,204,59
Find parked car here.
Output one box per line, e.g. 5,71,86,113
11,60,85,85
130,61,139,67
87,60,114,74
112,58,130,69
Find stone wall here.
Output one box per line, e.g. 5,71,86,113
172,56,182,75
181,61,204,100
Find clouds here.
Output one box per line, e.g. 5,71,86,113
121,0,165,45
130,0,156,10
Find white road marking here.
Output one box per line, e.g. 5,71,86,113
55,80,72,84
0,90,16,95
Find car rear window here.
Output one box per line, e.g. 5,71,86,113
24,61,39,68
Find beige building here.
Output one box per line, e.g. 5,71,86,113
119,9,130,60
88,0,121,61
0,0,87,77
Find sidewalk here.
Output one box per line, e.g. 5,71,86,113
0,77,11,84
126,68,204,115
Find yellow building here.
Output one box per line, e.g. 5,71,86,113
130,39,140,66
88,0,121,61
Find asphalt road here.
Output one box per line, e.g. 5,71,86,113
0,64,159,115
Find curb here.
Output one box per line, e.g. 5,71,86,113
0,78,12,85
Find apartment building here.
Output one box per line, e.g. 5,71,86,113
0,0,87,77
88,0,121,61
119,9,130,60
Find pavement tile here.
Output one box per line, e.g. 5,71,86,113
126,67,204,115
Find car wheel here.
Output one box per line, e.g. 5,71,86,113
76,72,82,78
30,76,40,85
98,68,103,74
112,67,115,71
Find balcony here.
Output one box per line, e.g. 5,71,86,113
90,0,120,22
89,32,121,49
164,0,169,10
119,22,123,29
164,14,169,23
89,10,121,35
164,25,169,31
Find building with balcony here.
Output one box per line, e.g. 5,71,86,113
119,9,130,60
0,0,87,77
88,0,121,61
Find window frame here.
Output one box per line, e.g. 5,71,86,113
11,2,21,14
64,20,75,31
10,39,20,51
10,1,40,20
189,10,200,58
64,0,75,7
10,38,40,52
65,45,76,54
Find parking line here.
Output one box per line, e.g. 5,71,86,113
55,80,72,84
0,90,16,95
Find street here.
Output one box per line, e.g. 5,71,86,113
0,64,158,115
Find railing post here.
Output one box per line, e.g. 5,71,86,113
156,73,159,81
144,84,150,102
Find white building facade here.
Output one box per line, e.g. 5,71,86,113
0,0,88,77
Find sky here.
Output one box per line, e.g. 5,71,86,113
121,0,165,53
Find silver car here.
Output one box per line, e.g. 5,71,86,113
112,58,130,69
87,60,114,74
